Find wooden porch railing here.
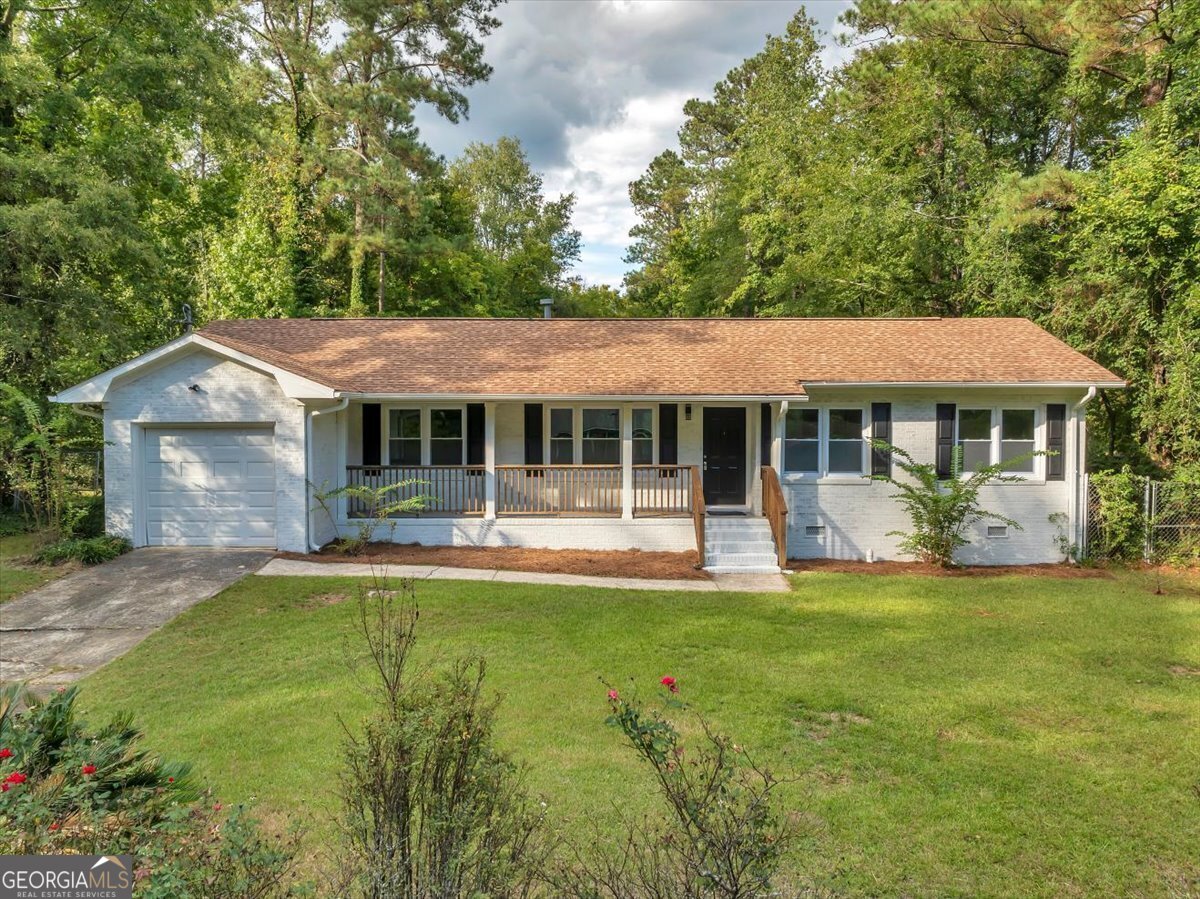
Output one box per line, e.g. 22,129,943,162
690,465,705,568
633,465,693,517
496,465,621,516
345,465,486,517
761,465,788,568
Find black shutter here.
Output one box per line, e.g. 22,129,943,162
362,403,381,466
466,404,485,466
523,403,543,465
871,402,892,476
760,403,772,468
1046,403,1066,480
659,404,678,465
935,403,956,479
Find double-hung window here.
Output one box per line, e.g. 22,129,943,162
388,409,421,466
1000,409,1036,473
784,408,819,474
827,409,866,474
429,409,463,465
582,408,620,464
956,409,993,473
784,407,867,477
550,408,574,464
632,408,654,464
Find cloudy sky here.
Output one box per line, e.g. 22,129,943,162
414,0,854,287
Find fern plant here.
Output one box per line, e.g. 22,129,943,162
310,479,429,554
870,441,1044,567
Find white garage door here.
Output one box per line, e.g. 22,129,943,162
143,427,276,547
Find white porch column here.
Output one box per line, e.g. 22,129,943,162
621,403,634,520
484,402,497,519
772,400,787,470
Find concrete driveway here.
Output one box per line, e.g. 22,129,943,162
1,547,272,688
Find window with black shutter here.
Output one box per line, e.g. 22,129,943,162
523,404,544,465
362,403,381,467
1046,404,1066,480
466,404,485,466
659,404,678,465
871,402,892,476
935,403,956,479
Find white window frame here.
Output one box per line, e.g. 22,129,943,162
782,406,869,481
385,407,422,467
631,406,657,466
543,405,628,466
954,405,1044,481
547,406,575,465
381,403,468,467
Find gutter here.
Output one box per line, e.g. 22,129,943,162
305,395,350,552
66,404,104,421
1069,386,1098,560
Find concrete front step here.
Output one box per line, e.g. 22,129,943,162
705,564,784,575
704,540,778,554
706,552,780,567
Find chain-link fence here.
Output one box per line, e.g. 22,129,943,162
1082,473,1200,564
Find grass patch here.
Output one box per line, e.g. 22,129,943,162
78,569,1200,896
0,530,63,604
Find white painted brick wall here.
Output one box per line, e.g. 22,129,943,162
334,516,696,552
102,349,309,552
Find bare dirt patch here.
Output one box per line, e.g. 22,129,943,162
788,558,1112,579
793,709,872,742
297,592,349,610
279,543,709,581
1168,664,1200,677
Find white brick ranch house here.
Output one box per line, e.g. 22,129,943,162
51,317,1123,571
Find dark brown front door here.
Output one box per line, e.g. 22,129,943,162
703,407,746,505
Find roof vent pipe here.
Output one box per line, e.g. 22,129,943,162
539,297,554,319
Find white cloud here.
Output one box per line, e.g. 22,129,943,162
415,0,855,287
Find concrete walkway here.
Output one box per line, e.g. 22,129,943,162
258,558,792,594
1,548,273,687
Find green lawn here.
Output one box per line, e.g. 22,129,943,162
0,531,59,603
78,570,1200,897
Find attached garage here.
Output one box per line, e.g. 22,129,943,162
142,426,276,547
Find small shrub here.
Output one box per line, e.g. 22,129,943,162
35,534,131,565
62,494,106,538
310,479,428,556
552,678,794,898
870,441,1039,567
333,576,549,897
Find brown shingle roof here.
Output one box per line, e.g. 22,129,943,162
198,317,1123,397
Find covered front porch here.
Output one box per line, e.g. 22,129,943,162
310,398,792,566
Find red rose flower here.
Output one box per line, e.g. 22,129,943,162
5,772,27,785
167,777,175,783
213,803,222,812
49,823,60,831
0,748,12,759
1,783,8,792
607,689,620,702
660,675,678,694
81,764,96,776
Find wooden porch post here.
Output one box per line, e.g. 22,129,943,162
621,403,633,520
484,402,497,519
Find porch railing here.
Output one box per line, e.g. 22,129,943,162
633,465,695,517
690,465,705,568
345,465,486,517
761,465,788,568
496,465,622,516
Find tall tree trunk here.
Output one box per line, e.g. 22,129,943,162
377,247,385,314
348,196,368,315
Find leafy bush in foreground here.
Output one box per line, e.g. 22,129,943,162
34,534,131,565
0,683,307,897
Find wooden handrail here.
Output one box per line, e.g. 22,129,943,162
690,465,705,568
760,465,788,568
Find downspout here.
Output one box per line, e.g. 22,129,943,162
306,396,350,552
1070,386,1097,559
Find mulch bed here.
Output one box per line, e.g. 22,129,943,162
787,558,1113,579
279,543,710,580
